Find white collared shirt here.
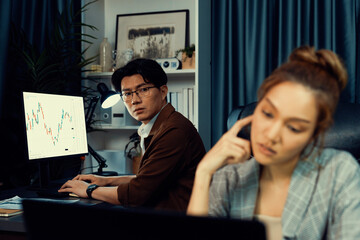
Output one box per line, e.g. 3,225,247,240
137,104,168,155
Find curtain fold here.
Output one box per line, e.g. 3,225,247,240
10,0,74,51
211,0,360,145
0,0,81,188
0,0,11,117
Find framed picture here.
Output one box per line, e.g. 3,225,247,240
115,10,189,60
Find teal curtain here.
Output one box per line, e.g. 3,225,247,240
0,0,81,188
211,0,360,145
0,0,11,117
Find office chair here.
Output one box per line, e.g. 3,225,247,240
227,102,360,161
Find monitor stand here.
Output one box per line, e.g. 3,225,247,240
38,160,50,189
28,161,70,198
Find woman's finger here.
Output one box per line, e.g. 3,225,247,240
228,115,253,137
224,142,250,162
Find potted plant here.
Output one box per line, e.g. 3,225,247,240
6,0,98,183
175,44,195,69
9,0,98,95
9,1,100,127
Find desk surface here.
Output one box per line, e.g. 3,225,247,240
0,184,102,233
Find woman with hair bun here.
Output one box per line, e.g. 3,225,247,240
187,46,360,239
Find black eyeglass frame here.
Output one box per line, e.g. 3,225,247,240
119,86,158,102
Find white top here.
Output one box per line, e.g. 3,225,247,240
255,215,282,240
137,104,168,155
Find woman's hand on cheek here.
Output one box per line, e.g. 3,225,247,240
197,115,253,176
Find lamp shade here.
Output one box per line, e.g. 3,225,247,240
97,83,120,109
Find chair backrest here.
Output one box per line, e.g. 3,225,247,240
227,102,360,160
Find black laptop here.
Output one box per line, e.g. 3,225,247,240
22,199,266,240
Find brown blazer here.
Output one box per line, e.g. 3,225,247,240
117,104,205,211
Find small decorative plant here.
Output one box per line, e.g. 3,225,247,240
175,44,195,60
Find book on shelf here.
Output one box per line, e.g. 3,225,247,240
168,87,194,123
188,88,194,123
170,92,178,112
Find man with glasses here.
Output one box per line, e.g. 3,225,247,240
60,58,205,212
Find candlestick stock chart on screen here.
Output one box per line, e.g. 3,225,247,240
23,92,88,160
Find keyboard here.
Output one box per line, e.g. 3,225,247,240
36,188,69,198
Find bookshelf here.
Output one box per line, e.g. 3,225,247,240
86,69,195,78
85,69,197,129
80,0,207,174
83,68,197,175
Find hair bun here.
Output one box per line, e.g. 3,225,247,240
289,46,348,91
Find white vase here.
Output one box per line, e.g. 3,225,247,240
99,38,112,72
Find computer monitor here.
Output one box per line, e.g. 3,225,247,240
23,92,88,188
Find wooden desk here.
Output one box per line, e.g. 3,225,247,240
0,214,26,239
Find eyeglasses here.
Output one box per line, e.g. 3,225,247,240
120,86,157,102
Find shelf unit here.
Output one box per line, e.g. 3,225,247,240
80,0,204,174
85,69,197,130
86,69,195,78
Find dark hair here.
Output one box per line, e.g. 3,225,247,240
111,58,167,92
257,46,348,148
